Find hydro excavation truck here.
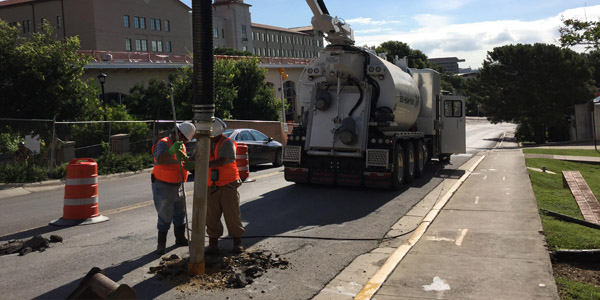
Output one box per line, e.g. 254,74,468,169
282,0,466,189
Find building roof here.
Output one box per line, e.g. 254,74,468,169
0,0,191,10
428,57,466,63
252,23,310,35
213,0,251,8
288,26,314,33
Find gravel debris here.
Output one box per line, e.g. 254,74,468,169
149,250,290,292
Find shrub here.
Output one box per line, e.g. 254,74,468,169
0,162,48,183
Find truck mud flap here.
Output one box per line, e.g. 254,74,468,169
310,169,335,185
336,172,363,186
284,167,309,183
364,172,392,188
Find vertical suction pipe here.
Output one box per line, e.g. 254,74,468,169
188,0,214,276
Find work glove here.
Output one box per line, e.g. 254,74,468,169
168,141,184,155
175,150,188,161
183,160,195,171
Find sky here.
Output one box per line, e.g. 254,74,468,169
181,0,600,70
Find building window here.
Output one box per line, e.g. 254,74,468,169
242,46,247,51
141,39,147,51
158,41,163,52
165,20,170,32
166,41,172,53
222,29,225,38
151,40,157,52
266,34,270,42
150,18,155,30
317,40,320,47
140,17,146,29
135,39,141,51
261,33,265,41
124,15,130,28
251,32,254,40
276,49,280,57
56,15,62,29
125,38,132,51
241,25,247,39
134,16,140,28
213,28,218,38
22,20,31,33
155,19,161,31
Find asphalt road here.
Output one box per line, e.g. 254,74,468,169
0,119,515,300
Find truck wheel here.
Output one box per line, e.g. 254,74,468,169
415,140,425,178
273,149,283,167
404,141,415,183
391,144,405,190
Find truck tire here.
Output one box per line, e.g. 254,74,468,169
273,149,283,167
415,140,425,178
403,141,415,183
391,144,405,190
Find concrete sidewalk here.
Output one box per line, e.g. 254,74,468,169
369,142,559,298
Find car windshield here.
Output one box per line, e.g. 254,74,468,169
223,129,234,137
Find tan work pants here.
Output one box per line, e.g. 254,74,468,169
206,184,245,238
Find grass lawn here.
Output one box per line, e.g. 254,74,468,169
523,148,600,157
525,157,600,299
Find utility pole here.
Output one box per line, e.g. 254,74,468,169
188,0,214,276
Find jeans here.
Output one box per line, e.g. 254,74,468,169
152,180,186,232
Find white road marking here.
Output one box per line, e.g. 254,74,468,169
455,229,468,246
502,176,506,181
483,175,487,180
474,196,480,204
423,277,451,292
426,236,455,242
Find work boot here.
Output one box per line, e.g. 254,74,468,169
174,225,188,246
233,237,244,254
156,231,168,254
205,238,219,255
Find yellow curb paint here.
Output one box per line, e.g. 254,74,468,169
354,154,487,300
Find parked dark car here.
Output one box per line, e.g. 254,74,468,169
224,129,283,167
185,129,283,167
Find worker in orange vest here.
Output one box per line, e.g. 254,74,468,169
206,118,245,254
151,121,195,254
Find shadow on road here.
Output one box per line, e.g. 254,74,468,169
237,162,447,249
34,248,176,299
0,225,71,242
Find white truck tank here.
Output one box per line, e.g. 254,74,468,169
297,49,421,134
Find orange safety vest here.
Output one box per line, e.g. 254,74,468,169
208,135,240,186
152,137,188,184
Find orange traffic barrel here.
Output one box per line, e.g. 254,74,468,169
236,143,250,181
50,158,109,226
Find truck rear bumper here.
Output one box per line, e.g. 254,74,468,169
284,168,392,188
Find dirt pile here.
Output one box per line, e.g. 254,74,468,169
149,250,290,292
0,235,63,256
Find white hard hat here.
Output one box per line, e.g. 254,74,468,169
177,121,196,140
210,118,227,137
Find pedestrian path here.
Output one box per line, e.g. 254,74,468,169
368,146,559,299
524,153,600,163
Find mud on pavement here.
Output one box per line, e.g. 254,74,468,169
149,249,290,294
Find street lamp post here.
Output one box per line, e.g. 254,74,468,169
97,73,107,121
97,73,108,143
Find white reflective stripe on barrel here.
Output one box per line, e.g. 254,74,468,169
238,166,249,171
236,155,248,159
65,177,98,185
64,196,98,206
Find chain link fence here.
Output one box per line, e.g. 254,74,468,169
0,118,182,171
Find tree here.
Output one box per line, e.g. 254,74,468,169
375,41,431,69
0,21,100,121
125,57,279,121
230,58,280,120
559,18,600,50
214,47,255,57
469,43,593,143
